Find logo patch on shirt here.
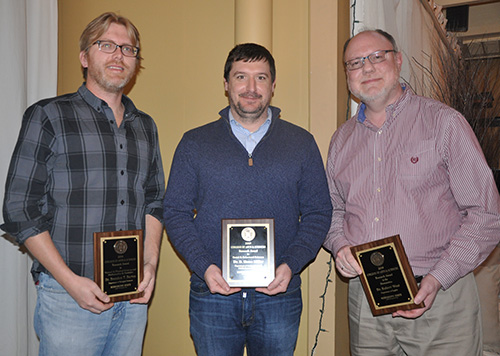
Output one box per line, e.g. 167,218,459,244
410,157,419,164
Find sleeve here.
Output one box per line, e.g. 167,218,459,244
278,138,333,274
162,135,214,279
430,110,500,289
143,120,165,223
2,104,55,244
322,132,351,257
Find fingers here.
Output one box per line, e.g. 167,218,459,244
130,266,156,304
392,275,441,319
392,307,426,319
89,301,114,314
66,276,114,314
85,286,114,313
130,279,153,304
256,278,287,295
204,264,241,295
256,263,292,295
336,245,362,277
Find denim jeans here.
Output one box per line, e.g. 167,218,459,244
34,273,147,356
189,281,302,356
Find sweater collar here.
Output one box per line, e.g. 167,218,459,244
219,105,281,123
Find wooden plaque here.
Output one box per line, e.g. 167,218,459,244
222,218,275,287
350,235,424,316
94,229,144,302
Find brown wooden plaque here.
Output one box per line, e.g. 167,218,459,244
350,235,424,316
222,218,275,287
94,229,144,302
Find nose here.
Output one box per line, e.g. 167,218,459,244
112,47,124,60
247,77,257,91
362,59,375,73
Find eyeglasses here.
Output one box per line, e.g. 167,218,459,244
345,50,396,71
92,40,140,58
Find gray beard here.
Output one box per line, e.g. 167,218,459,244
349,78,400,104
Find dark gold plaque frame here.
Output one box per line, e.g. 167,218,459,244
94,229,143,302
222,218,275,287
350,235,424,316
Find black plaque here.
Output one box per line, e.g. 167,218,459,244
222,218,275,287
94,230,144,302
350,235,424,316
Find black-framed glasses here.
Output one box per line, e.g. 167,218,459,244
345,50,396,71
92,40,140,58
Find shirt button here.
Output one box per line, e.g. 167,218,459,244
121,200,125,205
109,120,114,125
378,130,382,135
120,144,123,149
377,157,382,162
121,170,124,175
377,187,381,192
374,217,380,222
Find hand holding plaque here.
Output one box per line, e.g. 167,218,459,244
94,230,144,302
222,219,275,287
350,235,424,316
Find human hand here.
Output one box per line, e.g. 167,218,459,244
130,262,157,304
64,275,114,314
392,274,441,318
204,264,241,295
335,245,362,278
256,263,292,295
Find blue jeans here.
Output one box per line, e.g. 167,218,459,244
34,273,147,356
189,281,302,356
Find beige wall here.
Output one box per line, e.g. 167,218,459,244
58,1,349,355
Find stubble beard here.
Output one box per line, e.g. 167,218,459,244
350,79,400,104
349,66,401,104
87,62,134,94
231,92,269,123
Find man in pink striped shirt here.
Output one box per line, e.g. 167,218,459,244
324,29,500,355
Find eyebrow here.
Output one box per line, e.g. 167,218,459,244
232,71,269,77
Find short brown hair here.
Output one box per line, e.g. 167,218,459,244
79,12,141,78
224,43,276,83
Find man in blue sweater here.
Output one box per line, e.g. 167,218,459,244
163,43,332,356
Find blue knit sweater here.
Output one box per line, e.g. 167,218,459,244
163,106,332,289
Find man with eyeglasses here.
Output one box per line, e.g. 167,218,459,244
323,29,500,355
1,12,164,356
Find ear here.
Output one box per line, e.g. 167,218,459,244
395,51,403,72
224,78,229,92
271,80,276,93
79,51,88,69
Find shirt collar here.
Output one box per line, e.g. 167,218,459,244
77,84,138,119
228,107,272,132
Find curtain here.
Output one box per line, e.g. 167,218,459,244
0,0,57,355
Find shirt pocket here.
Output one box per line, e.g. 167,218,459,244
397,141,439,179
